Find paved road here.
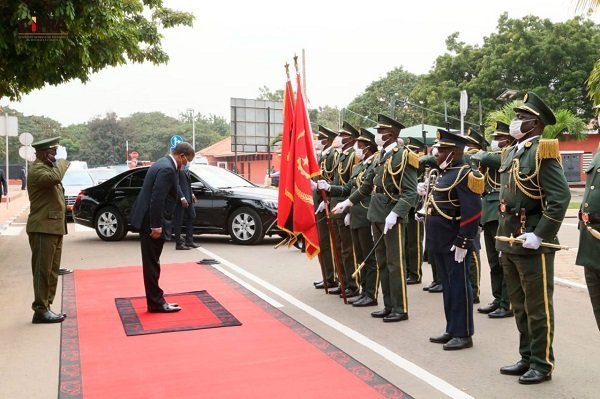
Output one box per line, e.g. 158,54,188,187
0,195,597,399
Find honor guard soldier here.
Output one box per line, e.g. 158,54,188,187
426,130,483,350
320,128,379,307
27,137,71,323
327,122,360,298
313,125,339,289
472,121,515,318
404,137,427,285
463,128,487,304
496,92,570,384
576,143,600,331
333,114,418,323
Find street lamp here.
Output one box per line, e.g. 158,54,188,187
496,89,518,102
186,108,196,151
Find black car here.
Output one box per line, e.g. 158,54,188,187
72,164,281,245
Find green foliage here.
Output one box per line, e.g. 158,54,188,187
80,113,126,166
0,1,194,99
257,86,284,102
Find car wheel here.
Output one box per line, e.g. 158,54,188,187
95,206,127,241
228,207,264,245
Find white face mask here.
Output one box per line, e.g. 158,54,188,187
314,140,324,151
490,140,501,151
332,136,343,149
509,119,535,140
439,151,454,170
432,146,439,157
354,146,364,161
375,133,386,147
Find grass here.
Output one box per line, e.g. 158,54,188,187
569,201,581,209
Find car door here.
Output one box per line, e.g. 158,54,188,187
189,173,215,230
108,169,147,222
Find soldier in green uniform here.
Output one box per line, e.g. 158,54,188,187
576,143,600,331
327,122,360,297
404,137,427,285
27,137,71,324
333,114,418,322
472,121,515,318
496,92,570,384
320,128,380,307
313,126,339,289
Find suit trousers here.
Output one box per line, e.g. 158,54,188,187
483,221,509,308
432,250,474,338
316,212,335,283
29,232,62,312
333,217,357,291
173,204,196,245
467,250,481,300
140,230,167,308
501,251,555,374
584,266,600,332
351,226,378,299
372,222,408,314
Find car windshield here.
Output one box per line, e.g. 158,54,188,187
189,165,254,189
88,169,117,183
62,171,94,186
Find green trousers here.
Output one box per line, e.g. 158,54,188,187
483,221,510,309
29,232,63,312
404,208,424,281
351,226,378,300
316,213,335,283
333,217,358,291
584,266,600,332
501,251,555,374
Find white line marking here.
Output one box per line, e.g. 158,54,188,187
555,277,588,291
562,222,579,227
199,247,473,399
0,226,23,236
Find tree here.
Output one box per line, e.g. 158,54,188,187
80,113,126,166
257,86,283,102
0,1,193,100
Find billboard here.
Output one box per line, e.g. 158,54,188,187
230,98,283,153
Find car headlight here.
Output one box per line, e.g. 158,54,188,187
261,199,278,210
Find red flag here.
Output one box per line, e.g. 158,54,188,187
291,73,320,258
277,78,295,234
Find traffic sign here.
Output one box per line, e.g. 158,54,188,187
170,135,183,149
19,132,33,145
19,145,36,162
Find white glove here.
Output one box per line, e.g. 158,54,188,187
317,180,330,191
383,211,398,234
315,201,326,214
55,145,67,160
415,212,425,222
517,232,542,250
332,199,353,214
450,245,468,262
310,180,317,191
344,213,351,226
417,182,427,196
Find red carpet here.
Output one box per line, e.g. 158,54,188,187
59,263,411,399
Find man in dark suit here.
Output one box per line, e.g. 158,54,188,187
130,142,195,313
173,165,198,250
0,168,7,202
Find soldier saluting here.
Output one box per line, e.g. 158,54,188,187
496,92,570,384
425,129,484,351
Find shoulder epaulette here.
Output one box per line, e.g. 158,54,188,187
467,169,485,195
537,138,560,160
408,150,419,169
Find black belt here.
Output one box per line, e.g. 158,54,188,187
579,211,600,224
374,186,396,194
428,207,460,219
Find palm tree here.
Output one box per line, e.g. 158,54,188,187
576,1,600,105
484,100,587,140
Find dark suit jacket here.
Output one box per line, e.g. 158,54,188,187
0,169,7,195
177,169,193,202
130,156,178,238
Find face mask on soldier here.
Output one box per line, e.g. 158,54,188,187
332,136,343,149
490,140,501,151
439,151,454,170
354,146,364,161
375,133,386,147
509,118,535,140
314,140,324,151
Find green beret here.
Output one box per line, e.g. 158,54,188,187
513,92,556,126
32,136,60,151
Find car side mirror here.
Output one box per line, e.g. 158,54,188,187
191,181,206,190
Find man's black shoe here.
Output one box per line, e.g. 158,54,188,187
518,369,552,384
314,281,337,289
58,268,73,275
428,284,443,293
406,277,421,285
429,332,452,344
313,280,323,287
371,308,391,318
176,244,191,250
340,288,360,298
32,310,65,324
347,293,365,304
488,308,514,318
423,281,438,291
185,242,200,248
500,361,529,376
383,312,408,322
148,303,182,313
352,296,377,307
328,286,342,295
443,336,473,350
477,302,499,314
50,310,67,318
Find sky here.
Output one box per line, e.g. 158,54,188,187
3,0,598,127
